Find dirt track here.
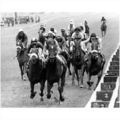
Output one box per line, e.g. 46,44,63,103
1,13,119,107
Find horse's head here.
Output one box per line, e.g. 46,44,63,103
16,45,24,56
70,40,81,58
48,44,57,62
29,53,39,65
91,50,99,61
69,41,75,53
29,47,42,65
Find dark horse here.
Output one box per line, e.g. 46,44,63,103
85,50,105,90
101,22,107,37
16,44,29,80
46,42,67,103
27,48,46,100
70,40,85,87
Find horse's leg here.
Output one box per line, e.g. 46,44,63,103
72,65,75,85
80,66,85,88
23,63,27,81
101,31,103,37
104,29,106,36
87,73,92,90
95,71,102,90
75,67,79,86
19,64,23,80
40,80,46,101
47,81,53,99
67,61,71,75
30,82,36,99
58,77,65,103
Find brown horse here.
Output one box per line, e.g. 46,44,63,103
16,44,29,80
85,50,105,90
27,48,46,101
101,22,107,37
70,40,86,87
46,41,67,103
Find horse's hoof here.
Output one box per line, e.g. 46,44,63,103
60,96,65,102
30,92,36,99
80,84,84,88
47,94,51,99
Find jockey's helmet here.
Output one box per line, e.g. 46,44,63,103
70,19,74,24
61,29,65,32
50,28,54,32
19,29,24,32
74,27,80,32
90,33,96,38
31,37,37,43
48,31,55,38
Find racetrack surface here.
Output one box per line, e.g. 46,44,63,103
1,13,119,107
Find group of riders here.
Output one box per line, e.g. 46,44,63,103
16,17,106,74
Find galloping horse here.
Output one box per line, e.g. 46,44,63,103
101,22,107,37
85,42,105,90
70,39,85,87
16,42,29,80
27,47,46,101
46,39,67,102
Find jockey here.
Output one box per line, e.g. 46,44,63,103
38,24,47,45
81,33,105,61
43,32,65,64
101,16,106,24
27,38,43,54
56,35,66,51
79,22,87,40
84,20,90,37
28,38,43,59
50,27,57,36
61,29,68,41
27,38,44,68
72,27,82,41
16,29,28,48
68,19,75,36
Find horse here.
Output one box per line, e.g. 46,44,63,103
85,49,105,90
46,41,67,103
70,39,86,87
84,24,90,38
26,47,46,101
16,43,29,81
101,22,107,37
